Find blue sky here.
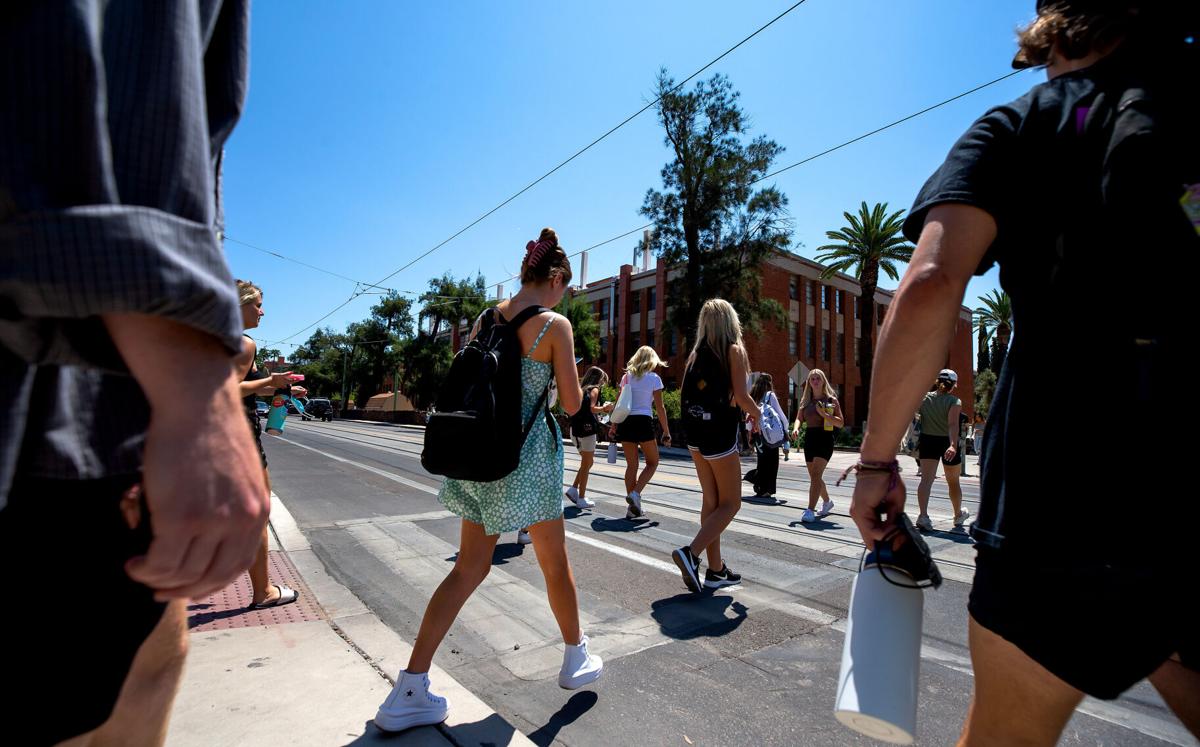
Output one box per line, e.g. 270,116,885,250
223,0,1042,352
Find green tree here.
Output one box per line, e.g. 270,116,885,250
976,322,991,373
418,273,490,340
640,70,790,347
557,289,600,362
291,328,346,398
397,334,451,410
974,290,1013,375
815,201,914,423
974,368,998,418
255,346,282,369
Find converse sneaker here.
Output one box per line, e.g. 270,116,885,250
517,529,532,545
672,546,702,592
374,670,448,732
954,508,971,527
817,499,834,517
558,634,603,689
800,508,816,523
915,514,934,531
565,486,595,509
703,564,742,589
626,490,644,518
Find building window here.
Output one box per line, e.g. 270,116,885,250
667,329,677,356
806,280,814,305
788,321,797,356
648,288,656,311
647,329,655,350
599,299,609,321
837,332,845,363
835,291,843,314
822,330,830,360
630,331,641,351
854,296,861,319
631,290,640,315
599,336,608,360
821,285,829,309
807,325,815,358
789,276,798,300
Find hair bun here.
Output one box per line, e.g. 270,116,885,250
538,227,558,247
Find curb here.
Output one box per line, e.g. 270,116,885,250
269,494,535,747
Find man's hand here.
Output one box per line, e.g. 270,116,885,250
105,314,270,600
849,469,908,550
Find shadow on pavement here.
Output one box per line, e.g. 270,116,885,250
743,494,788,506
788,518,840,531
528,691,599,746
186,604,255,629
590,516,659,533
444,541,527,566
924,527,975,544
650,593,748,640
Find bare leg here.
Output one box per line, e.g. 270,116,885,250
957,616,1083,746
527,518,582,645
407,520,500,674
688,450,721,570
1148,656,1200,738
812,457,831,504
688,453,742,572
87,600,189,747
249,468,277,605
806,462,822,511
622,442,639,494
944,463,963,516
635,440,659,494
576,452,594,499
917,459,939,516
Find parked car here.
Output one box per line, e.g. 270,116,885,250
255,400,269,419
305,398,333,422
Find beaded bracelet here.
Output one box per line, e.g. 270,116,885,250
835,459,901,488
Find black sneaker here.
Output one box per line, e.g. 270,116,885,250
671,546,702,592
703,564,741,589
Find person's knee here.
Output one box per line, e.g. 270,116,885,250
644,455,659,471
451,560,491,588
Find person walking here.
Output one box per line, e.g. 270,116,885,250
913,370,969,531
790,369,844,523
958,411,974,478
748,373,787,497
848,3,1198,743
374,229,601,733
611,346,672,519
671,300,762,592
566,366,612,510
235,280,303,608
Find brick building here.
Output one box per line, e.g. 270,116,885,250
576,250,974,427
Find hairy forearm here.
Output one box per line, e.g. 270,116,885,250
861,267,969,461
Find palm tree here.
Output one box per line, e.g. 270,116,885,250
973,290,1013,374
815,201,914,424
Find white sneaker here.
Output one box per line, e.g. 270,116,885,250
954,509,971,527
915,514,934,531
517,529,532,545
817,499,834,517
558,634,603,689
375,670,448,732
801,508,816,523
565,486,595,509
626,490,643,518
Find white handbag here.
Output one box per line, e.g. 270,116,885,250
610,383,633,424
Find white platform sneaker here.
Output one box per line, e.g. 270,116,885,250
374,670,449,733
558,634,603,689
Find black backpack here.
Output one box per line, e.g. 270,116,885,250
569,386,600,438
421,305,554,482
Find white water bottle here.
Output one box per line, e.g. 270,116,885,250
834,561,924,745
606,441,618,464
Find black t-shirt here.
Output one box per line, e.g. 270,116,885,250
906,50,1196,553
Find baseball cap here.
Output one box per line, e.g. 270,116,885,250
937,369,958,383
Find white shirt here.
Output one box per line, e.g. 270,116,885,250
620,372,663,417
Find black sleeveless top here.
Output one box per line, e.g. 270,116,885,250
242,336,269,437
681,341,737,423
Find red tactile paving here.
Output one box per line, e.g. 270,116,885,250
187,550,325,632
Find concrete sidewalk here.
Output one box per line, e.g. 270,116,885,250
167,494,534,747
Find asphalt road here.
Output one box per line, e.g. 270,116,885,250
262,418,1192,747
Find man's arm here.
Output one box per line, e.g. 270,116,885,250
851,204,996,544
105,314,269,601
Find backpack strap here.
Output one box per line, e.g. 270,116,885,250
527,319,554,356
506,305,550,331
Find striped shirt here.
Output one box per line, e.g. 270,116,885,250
0,1,250,507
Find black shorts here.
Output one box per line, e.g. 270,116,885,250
0,475,167,743
918,434,961,465
804,427,835,462
686,417,740,460
969,547,1197,699
616,414,656,444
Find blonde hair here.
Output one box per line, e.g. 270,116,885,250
236,279,262,306
686,298,747,378
798,368,837,410
625,345,666,379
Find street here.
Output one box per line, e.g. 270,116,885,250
264,418,1190,747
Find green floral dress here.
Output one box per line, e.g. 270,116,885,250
439,319,564,535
